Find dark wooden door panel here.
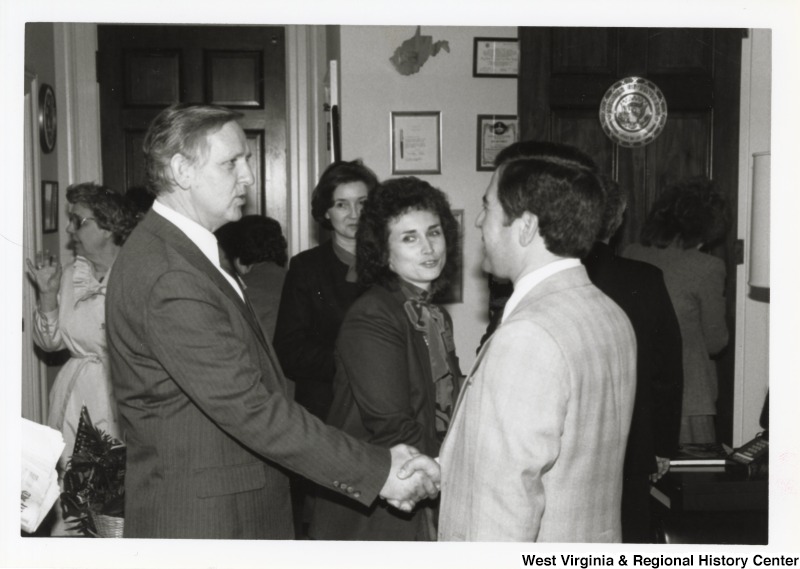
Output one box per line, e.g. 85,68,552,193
551,28,617,74
124,50,182,106
518,26,743,444
519,27,740,248
98,24,286,224
551,111,615,175
648,29,713,75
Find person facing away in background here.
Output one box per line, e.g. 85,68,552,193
624,176,730,444
26,181,140,535
583,177,684,543
216,214,288,340
310,176,463,541
438,143,636,542
105,103,439,539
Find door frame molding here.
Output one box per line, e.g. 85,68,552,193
72,23,323,257
23,70,47,423
54,23,103,261
285,25,329,256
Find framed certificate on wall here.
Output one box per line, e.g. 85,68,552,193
477,115,519,171
473,38,519,78
390,111,442,175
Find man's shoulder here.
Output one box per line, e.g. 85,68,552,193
515,270,631,329
112,215,193,290
596,252,665,288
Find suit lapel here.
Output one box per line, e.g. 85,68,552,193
143,211,271,354
446,324,494,425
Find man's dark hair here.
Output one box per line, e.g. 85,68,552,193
311,159,379,230
216,215,288,268
496,157,605,258
142,103,243,196
597,176,628,243
357,176,460,294
495,140,598,172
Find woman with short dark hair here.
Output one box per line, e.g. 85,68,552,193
624,177,730,444
25,182,141,535
274,159,379,537
274,159,379,421
309,176,463,541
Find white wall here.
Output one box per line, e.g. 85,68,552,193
734,29,771,445
338,25,517,369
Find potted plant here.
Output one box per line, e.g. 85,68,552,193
60,406,126,537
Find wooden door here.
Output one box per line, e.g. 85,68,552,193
97,24,287,227
518,27,743,443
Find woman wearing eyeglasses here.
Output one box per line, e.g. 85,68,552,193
25,182,140,535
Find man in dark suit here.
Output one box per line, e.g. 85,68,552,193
106,103,438,539
583,178,683,543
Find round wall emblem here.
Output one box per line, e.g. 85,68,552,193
599,76,667,147
38,84,57,154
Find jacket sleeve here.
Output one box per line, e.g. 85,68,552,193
335,298,438,454
145,269,389,506
31,276,68,351
32,308,65,352
699,257,729,356
649,272,684,458
273,259,336,382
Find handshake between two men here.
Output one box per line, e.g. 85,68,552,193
379,444,441,512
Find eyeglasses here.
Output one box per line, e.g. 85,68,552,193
68,214,96,230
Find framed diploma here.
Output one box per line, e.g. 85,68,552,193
473,38,519,78
391,111,442,175
476,115,519,171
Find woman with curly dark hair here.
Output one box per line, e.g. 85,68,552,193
624,177,730,444
310,176,463,541
25,182,141,535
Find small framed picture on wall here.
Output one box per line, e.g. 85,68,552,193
472,38,519,78
42,181,58,233
477,115,519,171
390,111,442,175
435,209,463,305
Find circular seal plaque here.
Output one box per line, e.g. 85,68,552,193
599,76,667,148
38,84,57,154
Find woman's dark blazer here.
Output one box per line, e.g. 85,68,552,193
273,241,362,420
309,281,460,541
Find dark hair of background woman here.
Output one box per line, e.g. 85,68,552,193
356,176,459,295
66,182,141,246
310,159,380,230
216,215,288,267
640,177,729,249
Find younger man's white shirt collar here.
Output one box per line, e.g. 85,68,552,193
152,200,244,300
500,258,581,324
